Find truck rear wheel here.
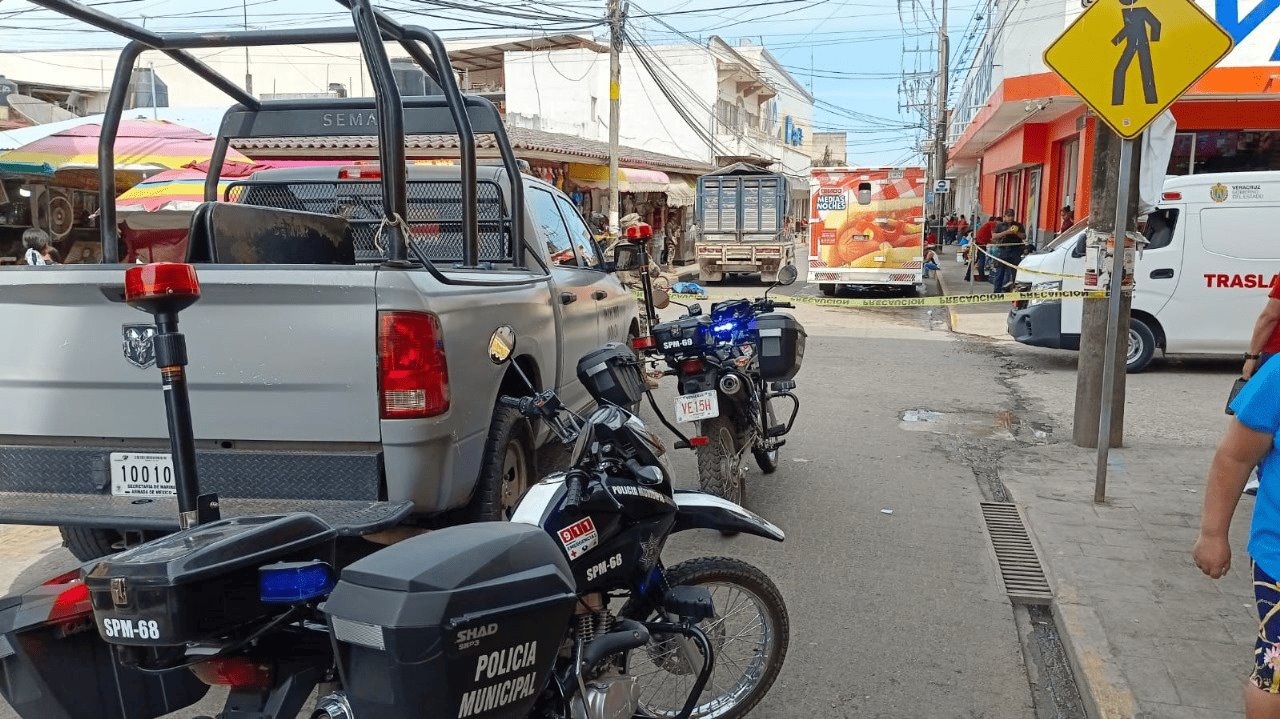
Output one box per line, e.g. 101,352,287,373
699,271,722,284
60,526,163,561
468,404,535,521
819,283,837,297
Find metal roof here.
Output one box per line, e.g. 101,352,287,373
447,35,608,72
232,125,710,174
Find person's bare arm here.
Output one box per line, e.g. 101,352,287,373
1244,298,1280,378
1193,419,1273,578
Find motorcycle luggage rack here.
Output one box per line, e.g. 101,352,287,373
30,0,535,284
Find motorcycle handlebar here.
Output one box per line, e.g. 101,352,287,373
499,395,523,409
772,301,794,309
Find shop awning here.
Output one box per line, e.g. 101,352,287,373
568,163,670,193
666,175,696,207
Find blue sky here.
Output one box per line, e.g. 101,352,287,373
0,0,982,165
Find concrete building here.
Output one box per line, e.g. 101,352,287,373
0,34,813,174
812,132,847,167
946,0,1280,244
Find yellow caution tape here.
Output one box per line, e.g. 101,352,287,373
632,289,710,301
770,289,1108,309
971,244,1083,279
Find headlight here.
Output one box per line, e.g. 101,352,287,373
1029,281,1062,306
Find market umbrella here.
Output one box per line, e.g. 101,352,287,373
0,119,251,189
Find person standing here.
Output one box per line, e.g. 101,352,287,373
1243,283,1280,380
1193,357,1280,719
966,215,998,282
1060,206,1075,233
989,209,1027,292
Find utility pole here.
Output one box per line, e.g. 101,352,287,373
243,0,253,95
932,0,949,240
607,0,625,235
1072,122,1141,472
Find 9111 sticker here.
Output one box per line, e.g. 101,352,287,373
558,517,598,560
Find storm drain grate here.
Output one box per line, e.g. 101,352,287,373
980,502,1053,604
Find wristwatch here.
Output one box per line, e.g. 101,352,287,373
1245,353,1262,360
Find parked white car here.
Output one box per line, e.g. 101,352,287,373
1009,171,1280,372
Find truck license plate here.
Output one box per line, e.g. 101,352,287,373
675,391,719,423
110,452,177,497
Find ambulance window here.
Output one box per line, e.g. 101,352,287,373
1142,208,1178,250
1200,206,1280,259
856,183,873,205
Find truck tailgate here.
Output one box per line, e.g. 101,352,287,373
0,266,380,443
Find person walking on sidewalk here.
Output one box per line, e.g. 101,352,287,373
1194,359,1280,718
1243,283,1280,380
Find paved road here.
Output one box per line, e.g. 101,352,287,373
7,275,1236,718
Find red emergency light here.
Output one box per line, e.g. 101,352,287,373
626,223,653,240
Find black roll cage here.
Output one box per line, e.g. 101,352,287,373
30,0,529,279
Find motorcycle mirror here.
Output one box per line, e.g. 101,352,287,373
488,325,517,364
776,265,799,286
613,242,640,272
652,287,671,310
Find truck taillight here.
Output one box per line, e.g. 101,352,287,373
378,312,449,419
339,166,382,180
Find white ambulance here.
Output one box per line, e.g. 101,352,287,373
1008,171,1280,372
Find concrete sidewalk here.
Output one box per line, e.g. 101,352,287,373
1002,440,1254,717
933,243,1013,340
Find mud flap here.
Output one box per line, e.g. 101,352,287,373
0,571,208,719
670,490,785,541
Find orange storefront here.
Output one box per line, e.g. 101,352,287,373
950,66,1280,244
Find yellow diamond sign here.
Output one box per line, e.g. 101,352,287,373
1044,0,1233,140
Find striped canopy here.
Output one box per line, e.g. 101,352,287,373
0,119,250,186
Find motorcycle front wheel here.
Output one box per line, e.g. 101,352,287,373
627,557,789,719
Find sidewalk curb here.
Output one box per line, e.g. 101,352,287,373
934,266,963,332
1050,600,1139,719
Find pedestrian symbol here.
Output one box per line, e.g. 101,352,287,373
1111,0,1160,106
1044,0,1233,139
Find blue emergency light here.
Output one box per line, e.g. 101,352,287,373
258,561,336,603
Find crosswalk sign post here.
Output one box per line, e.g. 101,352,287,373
1043,0,1233,502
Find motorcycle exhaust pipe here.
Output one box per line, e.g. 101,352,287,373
718,373,742,396
311,693,354,719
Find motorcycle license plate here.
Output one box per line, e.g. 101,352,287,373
110,452,177,497
675,390,719,423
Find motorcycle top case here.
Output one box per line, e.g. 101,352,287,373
577,342,646,407
83,513,336,647
323,523,577,719
0,571,208,719
651,315,711,356
755,313,806,380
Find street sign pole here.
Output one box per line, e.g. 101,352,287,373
1094,137,1134,503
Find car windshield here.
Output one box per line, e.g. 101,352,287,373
1042,220,1089,251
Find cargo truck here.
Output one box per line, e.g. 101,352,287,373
808,167,927,295
695,163,801,284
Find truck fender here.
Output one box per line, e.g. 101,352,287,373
670,490,785,541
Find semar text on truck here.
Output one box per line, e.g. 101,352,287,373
808,167,927,296
694,163,806,285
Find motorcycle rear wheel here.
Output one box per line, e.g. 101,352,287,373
695,415,743,504
628,557,789,719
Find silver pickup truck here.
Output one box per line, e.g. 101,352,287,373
0,160,637,559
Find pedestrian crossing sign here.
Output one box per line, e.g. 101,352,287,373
1043,0,1233,140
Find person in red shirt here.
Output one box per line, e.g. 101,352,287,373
965,216,998,281
1244,282,1280,379
944,215,960,244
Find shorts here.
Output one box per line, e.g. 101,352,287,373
1252,561,1280,692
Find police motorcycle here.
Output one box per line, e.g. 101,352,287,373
496,328,791,719
624,242,806,504
0,262,787,719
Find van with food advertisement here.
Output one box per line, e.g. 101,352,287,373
1008,171,1280,372
808,167,927,295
